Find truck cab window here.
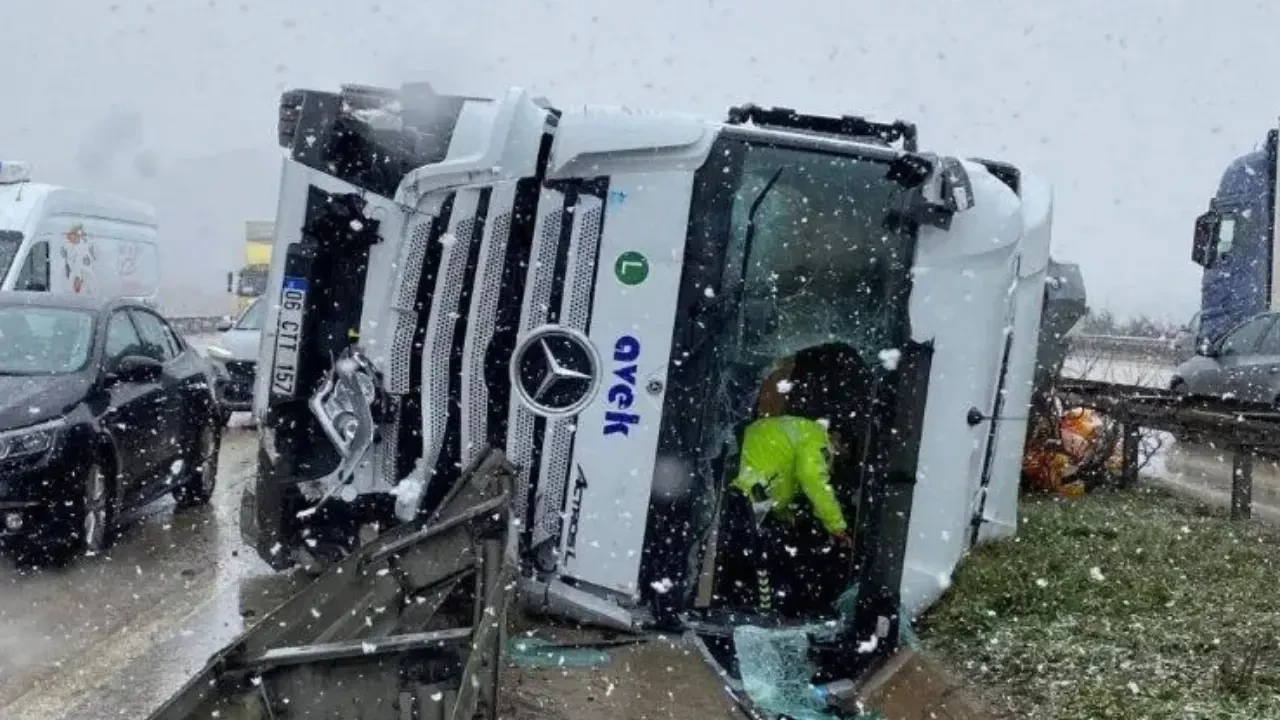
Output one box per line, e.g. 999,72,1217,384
720,142,914,368
14,240,50,291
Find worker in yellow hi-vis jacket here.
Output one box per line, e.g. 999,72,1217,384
730,414,852,617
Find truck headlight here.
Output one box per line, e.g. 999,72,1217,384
0,418,64,461
310,349,379,458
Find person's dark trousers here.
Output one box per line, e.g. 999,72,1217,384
765,513,852,618
713,490,767,611
714,493,852,617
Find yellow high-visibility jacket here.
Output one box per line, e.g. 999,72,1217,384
730,415,848,536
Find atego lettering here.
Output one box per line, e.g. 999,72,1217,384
604,335,641,436
564,466,589,559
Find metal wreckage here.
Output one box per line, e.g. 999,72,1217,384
150,83,1086,718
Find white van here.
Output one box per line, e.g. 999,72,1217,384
0,161,159,302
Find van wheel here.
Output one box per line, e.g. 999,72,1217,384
175,425,220,508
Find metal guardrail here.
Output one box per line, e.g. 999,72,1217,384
1069,333,1182,364
167,316,225,336
1059,378,1280,520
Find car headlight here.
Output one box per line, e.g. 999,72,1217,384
0,418,65,461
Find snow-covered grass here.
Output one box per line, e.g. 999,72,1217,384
922,488,1280,719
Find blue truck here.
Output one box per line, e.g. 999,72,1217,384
1193,129,1280,345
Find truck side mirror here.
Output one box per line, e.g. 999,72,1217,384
1192,211,1218,267
1192,210,1235,269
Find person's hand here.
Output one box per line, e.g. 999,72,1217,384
831,532,853,549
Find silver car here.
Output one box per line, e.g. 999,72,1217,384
1170,310,1202,364
205,297,264,419
1171,310,1280,404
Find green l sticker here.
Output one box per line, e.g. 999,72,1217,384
614,251,649,286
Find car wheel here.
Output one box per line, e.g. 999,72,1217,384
15,460,114,567
80,463,114,555
174,424,220,508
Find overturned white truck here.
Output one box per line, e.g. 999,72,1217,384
241,83,1084,666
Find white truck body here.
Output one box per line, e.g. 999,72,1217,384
245,84,1063,637
0,163,159,303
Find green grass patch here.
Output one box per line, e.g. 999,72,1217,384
922,489,1280,719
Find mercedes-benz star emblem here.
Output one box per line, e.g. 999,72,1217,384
510,325,601,417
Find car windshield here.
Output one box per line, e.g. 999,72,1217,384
0,231,21,282
0,306,94,374
236,298,264,330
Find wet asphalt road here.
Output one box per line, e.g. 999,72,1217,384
0,420,302,720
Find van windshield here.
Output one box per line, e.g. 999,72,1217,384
0,231,21,283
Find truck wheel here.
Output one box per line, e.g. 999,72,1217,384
175,425,220,508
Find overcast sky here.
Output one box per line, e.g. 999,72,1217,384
3,0,1272,319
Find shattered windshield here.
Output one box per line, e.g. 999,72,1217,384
722,141,913,366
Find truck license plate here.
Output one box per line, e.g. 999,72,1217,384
272,276,307,398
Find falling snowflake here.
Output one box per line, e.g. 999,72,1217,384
1089,566,1106,583
776,379,794,394
856,633,879,654
650,578,675,594
878,349,901,371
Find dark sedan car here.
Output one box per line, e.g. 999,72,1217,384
0,292,222,561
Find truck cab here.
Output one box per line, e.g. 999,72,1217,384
242,83,1074,648
226,221,274,315
1192,128,1280,346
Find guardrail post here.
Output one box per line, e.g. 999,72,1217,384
1232,448,1254,521
1120,424,1141,488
